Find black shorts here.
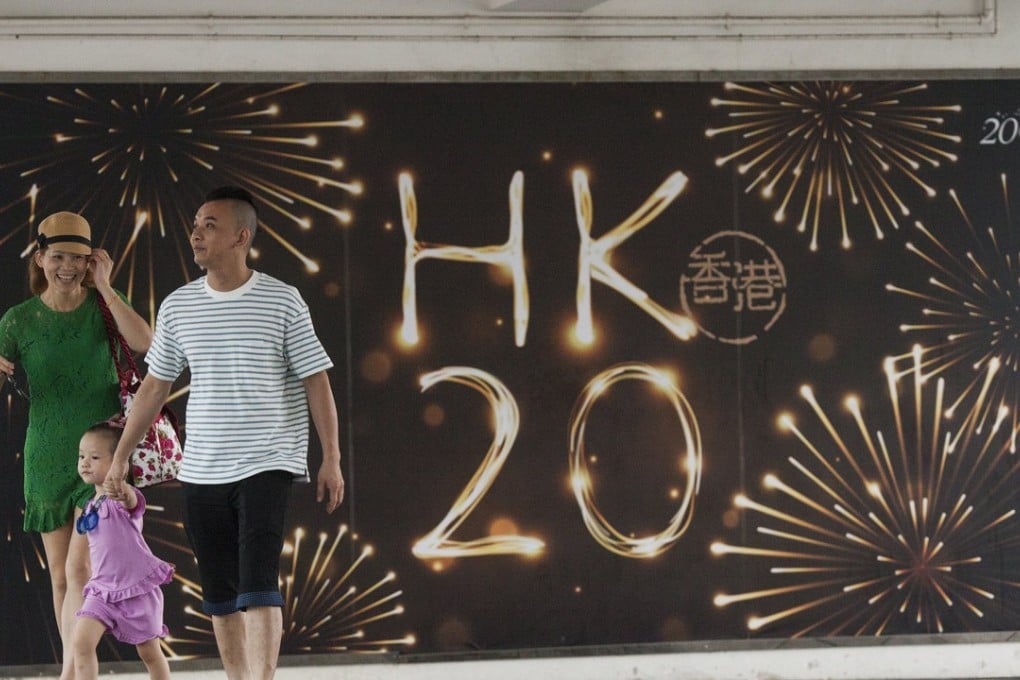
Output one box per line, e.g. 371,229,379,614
182,470,293,616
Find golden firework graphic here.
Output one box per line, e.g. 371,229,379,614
1,503,60,659
706,82,960,251
279,524,414,653
169,523,414,657
0,403,63,662
0,83,363,322
888,173,1020,452
3,509,46,585
711,349,1020,636
2,457,47,590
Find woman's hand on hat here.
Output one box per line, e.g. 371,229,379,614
89,248,114,290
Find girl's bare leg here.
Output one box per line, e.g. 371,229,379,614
70,616,105,680
136,638,170,680
60,526,91,679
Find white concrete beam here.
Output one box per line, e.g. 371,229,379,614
486,1,610,11
0,0,1005,75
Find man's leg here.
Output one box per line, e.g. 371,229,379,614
182,481,246,677
211,612,250,680
237,471,292,680
244,606,283,680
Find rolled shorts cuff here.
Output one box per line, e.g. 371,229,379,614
237,590,284,610
203,599,240,617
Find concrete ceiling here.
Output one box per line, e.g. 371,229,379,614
0,0,989,18
0,0,999,75
487,1,610,9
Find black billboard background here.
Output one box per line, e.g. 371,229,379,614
3,80,1020,664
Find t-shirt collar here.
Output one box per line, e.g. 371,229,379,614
203,270,260,301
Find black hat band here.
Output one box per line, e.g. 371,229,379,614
36,234,92,249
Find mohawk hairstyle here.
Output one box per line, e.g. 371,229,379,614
204,186,258,217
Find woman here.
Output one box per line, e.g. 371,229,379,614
0,212,152,678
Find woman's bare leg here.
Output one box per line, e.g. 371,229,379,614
41,524,74,677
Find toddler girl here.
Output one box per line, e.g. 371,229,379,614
72,420,174,680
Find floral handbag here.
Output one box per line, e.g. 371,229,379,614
97,295,183,487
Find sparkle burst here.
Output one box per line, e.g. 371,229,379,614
706,81,960,251
888,173,1020,452
280,524,414,653
712,350,1020,636
0,83,363,322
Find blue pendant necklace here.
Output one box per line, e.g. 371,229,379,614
76,495,107,535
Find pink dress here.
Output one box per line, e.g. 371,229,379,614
76,488,175,644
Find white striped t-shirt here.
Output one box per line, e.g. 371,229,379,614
145,271,333,484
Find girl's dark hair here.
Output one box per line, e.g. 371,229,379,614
84,418,125,448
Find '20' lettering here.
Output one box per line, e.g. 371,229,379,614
981,116,1020,145
411,363,703,561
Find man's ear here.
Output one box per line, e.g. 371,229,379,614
236,227,251,249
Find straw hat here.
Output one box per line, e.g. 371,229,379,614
37,212,92,256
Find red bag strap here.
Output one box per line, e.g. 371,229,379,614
95,292,182,437
96,293,140,384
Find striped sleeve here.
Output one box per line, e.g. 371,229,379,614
283,291,333,378
145,285,190,382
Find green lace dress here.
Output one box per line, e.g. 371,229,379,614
0,289,122,532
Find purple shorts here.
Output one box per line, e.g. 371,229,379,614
76,589,168,645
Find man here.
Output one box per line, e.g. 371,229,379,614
105,186,344,680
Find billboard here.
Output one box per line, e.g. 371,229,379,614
2,79,1019,664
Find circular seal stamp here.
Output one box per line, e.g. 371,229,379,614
679,230,787,345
